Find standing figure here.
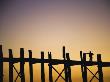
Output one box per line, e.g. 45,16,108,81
89,51,94,61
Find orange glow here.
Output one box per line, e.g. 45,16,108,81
1,0,110,82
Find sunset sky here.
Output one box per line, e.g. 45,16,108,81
0,0,110,82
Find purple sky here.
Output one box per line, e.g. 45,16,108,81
0,0,110,82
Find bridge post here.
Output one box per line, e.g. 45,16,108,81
0,45,3,82
41,51,45,82
64,62,68,82
80,51,84,81
63,46,66,60
63,46,68,82
83,53,87,82
20,48,25,82
97,54,103,82
66,53,72,82
29,50,33,82
48,52,53,82
9,49,13,82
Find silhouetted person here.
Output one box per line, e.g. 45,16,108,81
89,51,94,61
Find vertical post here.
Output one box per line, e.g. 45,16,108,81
48,52,53,82
63,46,66,60
83,53,87,82
63,46,68,82
80,51,84,81
29,50,33,82
9,49,13,82
97,54,103,82
66,53,72,82
0,45,3,82
64,63,68,82
20,48,25,82
41,51,45,82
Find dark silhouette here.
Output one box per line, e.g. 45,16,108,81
83,51,94,62
0,45,3,82
89,51,94,62
41,52,45,82
9,49,13,82
0,45,110,82
29,50,33,82
20,48,25,82
48,52,53,82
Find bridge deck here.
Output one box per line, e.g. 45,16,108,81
1,58,110,67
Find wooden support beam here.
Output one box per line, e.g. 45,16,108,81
66,53,72,82
54,68,65,82
83,53,87,82
41,51,45,82
9,49,13,82
97,54,103,82
64,63,68,82
1,57,110,66
48,52,53,82
0,45,3,82
29,50,33,82
63,46,68,82
80,51,84,81
20,48,25,82
63,46,66,60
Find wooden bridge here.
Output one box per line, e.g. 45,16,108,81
0,45,110,82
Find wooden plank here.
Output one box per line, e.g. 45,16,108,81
29,50,33,82
41,51,45,82
1,57,110,66
0,45,3,82
9,49,13,82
